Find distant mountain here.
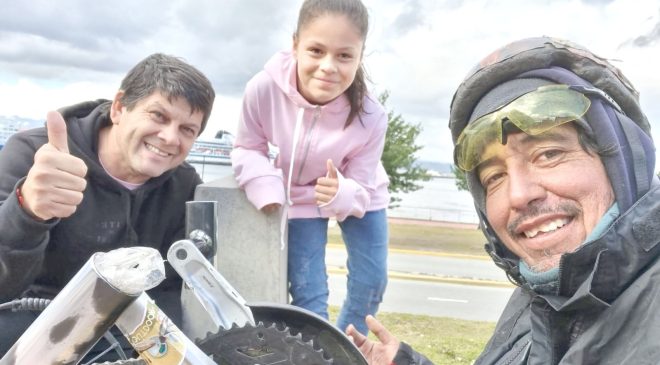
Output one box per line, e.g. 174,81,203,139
416,160,454,174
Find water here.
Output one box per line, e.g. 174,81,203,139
189,162,479,224
388,177,479,224
189,162,234,182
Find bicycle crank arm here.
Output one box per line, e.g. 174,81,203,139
167,239,255,330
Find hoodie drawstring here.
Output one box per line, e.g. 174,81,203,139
280,108,306,250
287,109,305,206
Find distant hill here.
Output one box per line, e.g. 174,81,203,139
416,160,454,175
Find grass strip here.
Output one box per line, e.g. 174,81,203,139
328,219,488,257
329,220,496,364
329,306,495,365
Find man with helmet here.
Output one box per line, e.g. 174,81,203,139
347,37,660,364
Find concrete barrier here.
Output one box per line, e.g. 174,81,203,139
180,174,288,339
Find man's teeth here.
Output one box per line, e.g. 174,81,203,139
524,218,569,239
145,143,169,157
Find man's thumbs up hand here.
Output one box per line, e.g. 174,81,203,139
20,111,88,220
315,159,339,206
46,111,69,153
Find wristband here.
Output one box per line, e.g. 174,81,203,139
16,187,25,207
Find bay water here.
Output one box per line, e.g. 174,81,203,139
189,163,479,224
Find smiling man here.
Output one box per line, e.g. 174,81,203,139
348,37,660,365
0,53,215,356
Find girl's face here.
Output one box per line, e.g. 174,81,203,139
293,13,364,105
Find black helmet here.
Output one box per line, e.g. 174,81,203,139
449,37,649,142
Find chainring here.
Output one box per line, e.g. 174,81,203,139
249,303,368,365
196,322,333,365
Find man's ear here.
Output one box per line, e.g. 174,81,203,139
110,91,125,125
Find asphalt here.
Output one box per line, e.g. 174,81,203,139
326,243,515,288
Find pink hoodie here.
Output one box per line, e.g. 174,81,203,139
231,51,390,221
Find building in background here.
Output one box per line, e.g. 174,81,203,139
186,130,235,165
0,116,43,149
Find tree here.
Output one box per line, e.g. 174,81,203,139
379,91,431,208
452,164,469,191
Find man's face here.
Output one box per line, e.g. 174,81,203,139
476,124,614,272
108,91,203,183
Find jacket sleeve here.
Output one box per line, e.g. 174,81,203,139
319,108,388,221
231,78,286,211
393,342,436,365
0,132,58,302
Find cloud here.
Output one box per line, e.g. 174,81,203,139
389,0,425,35
0,1,166,76
0,0,298,94
0,1,163,49
632,17,660,47
0,0,659,163
580,0,616,4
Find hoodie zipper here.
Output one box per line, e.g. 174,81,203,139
295,106,322,184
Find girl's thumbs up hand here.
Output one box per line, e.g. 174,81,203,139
315,159,339,205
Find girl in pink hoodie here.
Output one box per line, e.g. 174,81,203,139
231,0,389,335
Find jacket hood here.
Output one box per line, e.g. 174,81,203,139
58,99,111,168
57,99,176,192
448,37,656,285
263,50,350,113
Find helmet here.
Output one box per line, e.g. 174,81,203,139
449,36,649,142
448,37,655,285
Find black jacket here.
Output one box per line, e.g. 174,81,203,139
0,100,202,320
394,181,660,364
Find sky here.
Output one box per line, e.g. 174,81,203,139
1,0,659,164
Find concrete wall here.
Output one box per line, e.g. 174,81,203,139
180,174,288,339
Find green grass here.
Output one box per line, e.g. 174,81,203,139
328,220,496,364
329,307,495,365
328,220,488,257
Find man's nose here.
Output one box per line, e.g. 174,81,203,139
507,165,545,210
159,124,180,145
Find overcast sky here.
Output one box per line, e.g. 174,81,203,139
1,0,659,163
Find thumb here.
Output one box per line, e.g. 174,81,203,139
46,110,69,153
326,159,337,179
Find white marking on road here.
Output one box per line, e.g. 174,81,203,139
427,297,469,303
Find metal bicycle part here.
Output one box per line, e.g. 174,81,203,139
185,201,218,262
166,239,366,364
167,239,255,330
249,302,368,365
91,359,146,365
196,322,332,365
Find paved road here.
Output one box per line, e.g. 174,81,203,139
328,275,514,322
326,245,509,283
326,245,516,322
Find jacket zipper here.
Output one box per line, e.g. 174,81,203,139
295,106,322,184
